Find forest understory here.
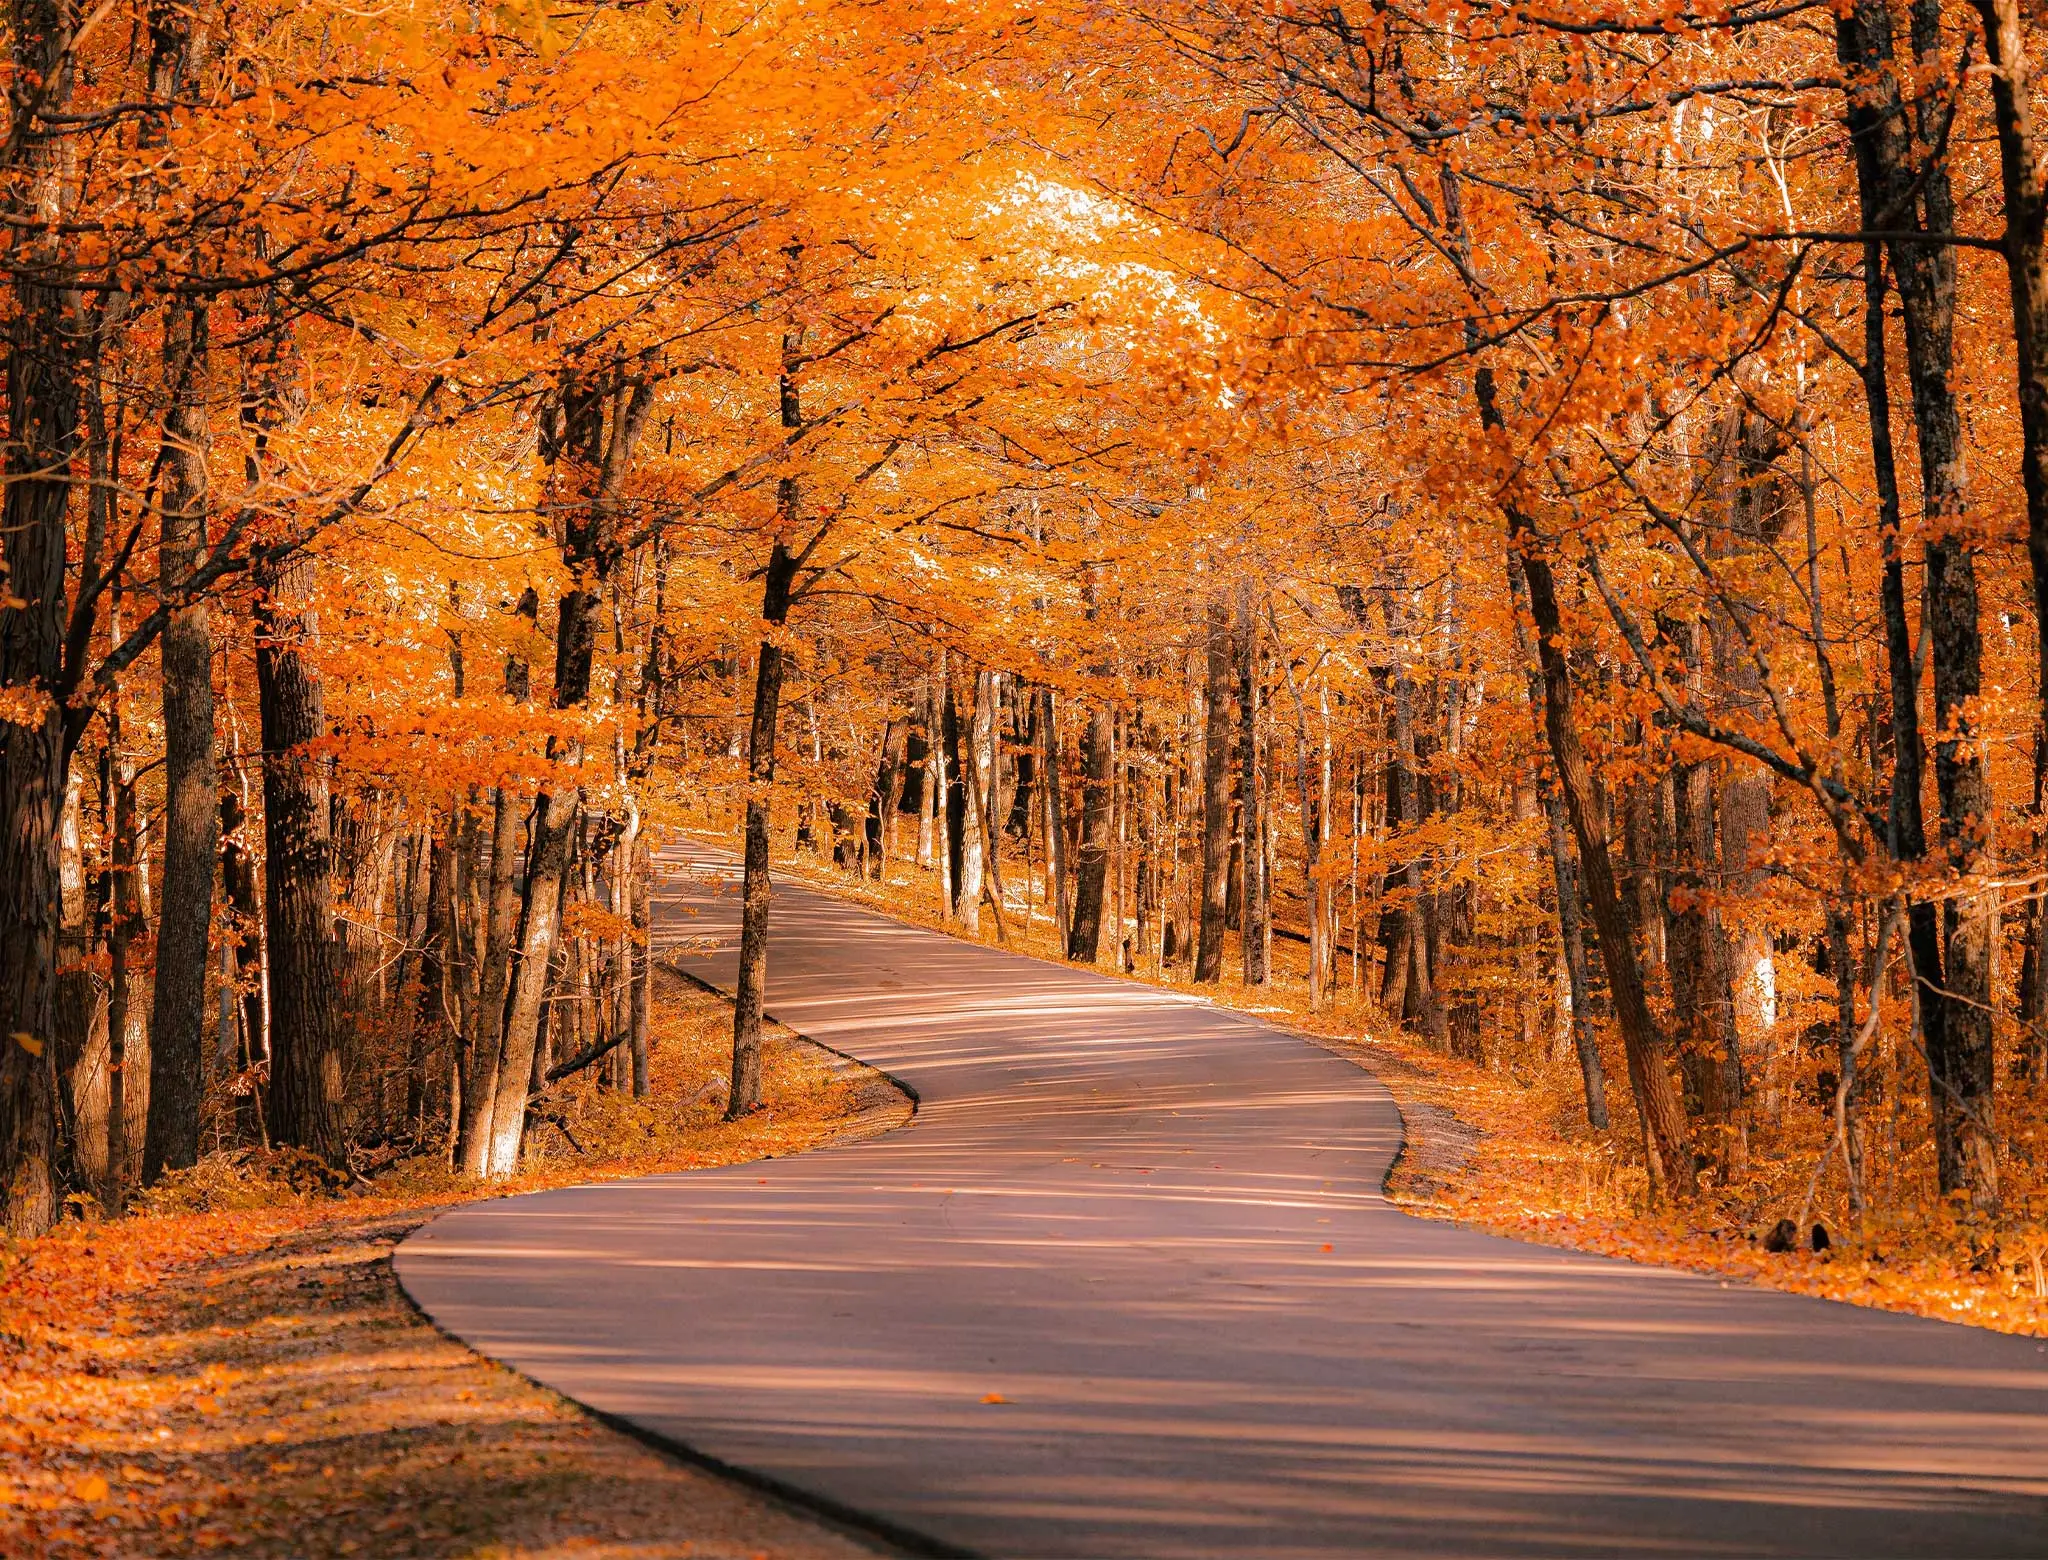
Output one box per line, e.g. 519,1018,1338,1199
0,974,906,1559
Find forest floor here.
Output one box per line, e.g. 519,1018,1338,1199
0,970,909,1560
772,845,2048,1339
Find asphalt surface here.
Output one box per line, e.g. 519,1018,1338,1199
397,844,2048,1558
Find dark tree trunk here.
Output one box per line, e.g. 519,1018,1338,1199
456,788,520,1174
0,0,86,1235
1040,687,1071,947
1195,600,1233,982
866,717,905,874
330,795,381,1060
1377,749,1414,1015
1133,717,1156,965
1067,702,1115,962
1837,0,1998,1209
630,831,651,1098
258,552,347,1163
1485,364,1692,1194
729,540,798,1118
1968,0,2048,832
412,812,455,1126
943,676,968,916
1668,761,1745,1181
1825,905,1867,1213
1239,590,1269,986
1391,673,1446,1040
477,360,648,1170
140,0,220,1189
925,670,951,908
390,831,424,1125
2020,735,2048,1081
1835,4,1965,1210
1007,689,1038,839
1905,5,1998,1216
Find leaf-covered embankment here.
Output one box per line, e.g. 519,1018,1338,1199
0,973,906,1559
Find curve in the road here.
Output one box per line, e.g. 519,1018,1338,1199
397,846,2048,1559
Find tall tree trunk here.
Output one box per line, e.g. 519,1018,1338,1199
1669,760,1745,1181
486,794,575,1172
728,540,798,1119
1826,903,1868,1214
2020,734,2048,1081
968,670,1008,938
1378,756,1415,1017
1135,720,1157,966
1841,0,2000,1210
916,700,937,870
140,0,220,1187
0,0,87,1236
1040,686,1070,947
930,664,954,919
1238,588,1269,986
1068,702,1114,962
1504,550,1607,1125
1542,773,1609,1130
456,600,535,1173
1927,551,2000,1211
1484,374,1691,1192
1391,673,1445,1039
866,717,904,877
943,674,967,916
1277,660,1331,1013
956,668,985,935
412,809,455,1127
258,551,347,1163
1968,0,2048,815
330,795,381,1068
390,830,424,1125
1195,599,1233,982
456,787,521,1173
1008,687,1038,839
1906,0,1997,1214
630,831,651,1098
483,353,646,1164
1835,2,1966,1210
104,734,142,1210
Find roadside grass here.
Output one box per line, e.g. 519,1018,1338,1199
0,970,907,1559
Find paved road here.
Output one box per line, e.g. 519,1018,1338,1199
398,846,2048,1558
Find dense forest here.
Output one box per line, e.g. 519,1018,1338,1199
3,0,2047,1288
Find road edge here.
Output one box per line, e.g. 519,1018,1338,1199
391,950,957,1560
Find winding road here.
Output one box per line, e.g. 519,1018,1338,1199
397,846,2048,1558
